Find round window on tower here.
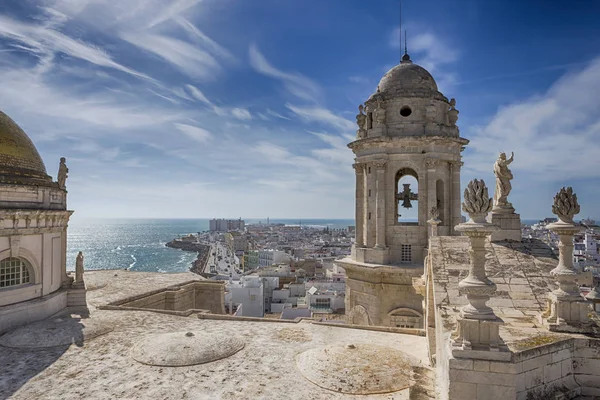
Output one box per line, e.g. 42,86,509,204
400,106,412,117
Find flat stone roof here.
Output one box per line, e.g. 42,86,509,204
1,270,434,399
429,236,573,350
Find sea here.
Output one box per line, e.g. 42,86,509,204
66,218,355,273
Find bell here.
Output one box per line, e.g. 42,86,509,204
402,198,413,209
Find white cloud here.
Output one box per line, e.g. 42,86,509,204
249,44,321,102
266,108,291,120
231,108,252,120
0,15,151,80
185,84,212,105
121,32,220,80
174,123,212,143
286,103,354,132
175,17,234,61
465,56,600,181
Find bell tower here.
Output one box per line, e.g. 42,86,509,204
339,53,469,327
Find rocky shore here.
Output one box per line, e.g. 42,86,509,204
165,237,211,275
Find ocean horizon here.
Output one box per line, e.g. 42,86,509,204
66,217,546,273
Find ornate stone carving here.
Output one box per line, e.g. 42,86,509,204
57,157,69,190
448,98,459,125
425,158,439,169
493,152,514,211
374,98,386,125
12,212,20,229
551,187,580,224
352,163,365,174
356,105,367,139
454,179,500,322
541,187,591,332
428,207,440,221
462,179,493,223
75,251,85,283
372,160,387,169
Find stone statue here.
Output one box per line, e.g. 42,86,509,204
448,98,459,125
356,104,367,139
57,157,69,190
75,251,84,283
493,152,514,209
462,179,493,222
552,187,580,224
375,98,386,125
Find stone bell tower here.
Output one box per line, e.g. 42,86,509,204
338,53,469,327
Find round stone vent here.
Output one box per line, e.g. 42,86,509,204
130,331,245,367
296,343,412,395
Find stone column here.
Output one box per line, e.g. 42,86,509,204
453,179,503,351
541,187,592,332
353,163,365,247
425,159,439,220
374,161,387,249
366,163,375,247
449,161,463,235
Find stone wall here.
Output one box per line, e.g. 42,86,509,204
119,281,225,314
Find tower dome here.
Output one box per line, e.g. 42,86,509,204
377,59,438,96
0,110,53,186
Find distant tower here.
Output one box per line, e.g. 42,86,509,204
338,53,468,327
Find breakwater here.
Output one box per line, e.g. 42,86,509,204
165,239,211,275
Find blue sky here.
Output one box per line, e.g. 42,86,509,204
0,0,599,220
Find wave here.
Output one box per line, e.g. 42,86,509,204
128,254,137,270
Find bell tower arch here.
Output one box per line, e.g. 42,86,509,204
338,53,469,327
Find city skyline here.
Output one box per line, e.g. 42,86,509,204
1,0,599,219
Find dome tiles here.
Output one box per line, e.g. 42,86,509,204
0,110,53,186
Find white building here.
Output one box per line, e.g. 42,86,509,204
258,250,291,267
0,110,77,333
226,276,279,317
209,218,245,232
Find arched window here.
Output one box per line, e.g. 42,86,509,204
0,258,31,288
395,168,419,224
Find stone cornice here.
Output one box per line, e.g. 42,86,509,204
348,135,470,152
0,209,74,232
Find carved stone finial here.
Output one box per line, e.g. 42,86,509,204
75,251,84,283
356,105,367,139
57,157,69,190
552,187,580,224
462,179,493,222
448,98,459,125
429,207,440,221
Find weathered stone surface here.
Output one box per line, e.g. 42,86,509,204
296,344,412,395
130,331,244,367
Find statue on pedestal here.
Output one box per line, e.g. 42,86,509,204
57,157,69,190
448,98,459,126
493,152,514,210
75,251,84,283
356,104,367,139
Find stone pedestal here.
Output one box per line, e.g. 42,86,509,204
488,208,521,242
67,282,87,308
452,317,504,351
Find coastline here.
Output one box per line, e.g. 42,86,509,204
165,239,211,275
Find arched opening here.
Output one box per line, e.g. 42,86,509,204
436,179,445,224
367,112,373,129
0,257,32,288
348,305,370,326
395,168,419,225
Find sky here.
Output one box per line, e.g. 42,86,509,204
0,0,599,221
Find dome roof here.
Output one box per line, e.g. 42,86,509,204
0,110,53,186
377,58,438,96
